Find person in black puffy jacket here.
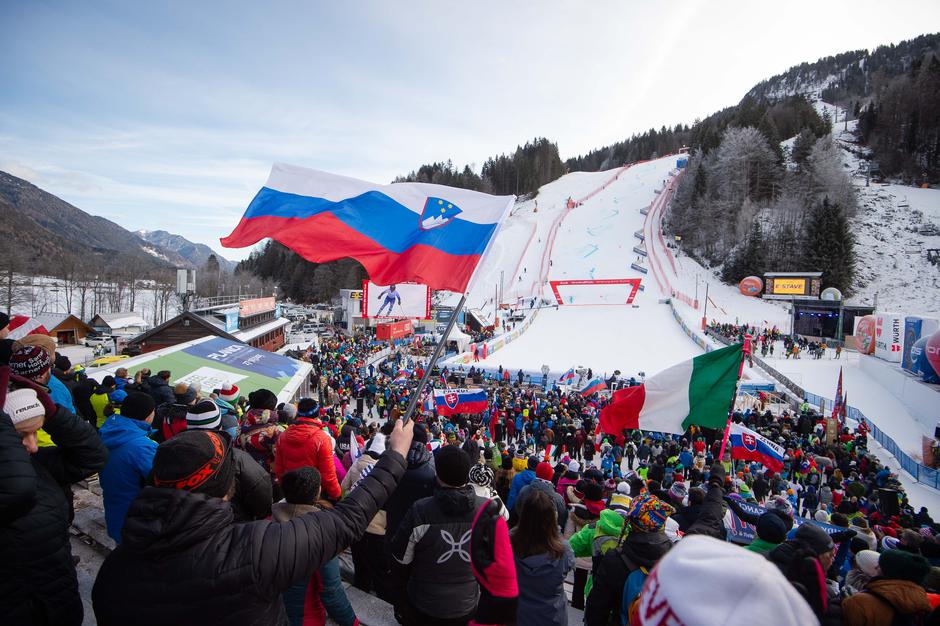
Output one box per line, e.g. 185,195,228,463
384,423,437,539
92,419,414,626
0,367,109,626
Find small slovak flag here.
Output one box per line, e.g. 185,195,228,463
559,368,576,384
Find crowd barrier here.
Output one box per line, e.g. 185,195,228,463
699,323,940,492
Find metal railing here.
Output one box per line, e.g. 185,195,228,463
697,320,940,491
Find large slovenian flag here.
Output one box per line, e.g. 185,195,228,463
434,387,488,416
579,378,606,397
221,163,515,293
728,422,785,472
598,343,743,435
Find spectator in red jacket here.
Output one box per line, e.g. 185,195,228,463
274,398,342,500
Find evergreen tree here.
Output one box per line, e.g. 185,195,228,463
799,197,856,294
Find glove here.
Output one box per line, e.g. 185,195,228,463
9,372,57,417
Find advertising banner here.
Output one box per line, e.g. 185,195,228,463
182,336,302,380
874,313,903,362
240,297,276,317
903,317,939,373
363,281,431,319
224,311,239,333
726,501,846,545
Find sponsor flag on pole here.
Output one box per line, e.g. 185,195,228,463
831,367,844,423
728,422,784,471
598,343,743,435
579,378,606,397
221,163,515,293
433,388,488,416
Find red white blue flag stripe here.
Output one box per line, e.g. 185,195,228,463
579,378,606,397
728,422,784,472
221,163,515,293
433,387,488,416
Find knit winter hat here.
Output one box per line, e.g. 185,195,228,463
880,549,931,584
617,481,631,495
536,462,554,481
756,512,788,545
813,510,831,523
469,463,495,488
527,455,540,471
152,430,234,498
855,550,881,578
121,392,155,421
436,445,472,487
635,536,818,626
186,400,222,431
297,397,318,417
219,383,239,403
668,481,688,505
568,459,581,472
795,522,835,556
3,387,45,427
627,493,676,532
9,345,52,379
248,388,277,410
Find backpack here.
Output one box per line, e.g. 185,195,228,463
620,562,649,626
864,587,930,626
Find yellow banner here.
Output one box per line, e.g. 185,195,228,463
772,278,806,294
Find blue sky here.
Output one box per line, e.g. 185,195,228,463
2,1,938,261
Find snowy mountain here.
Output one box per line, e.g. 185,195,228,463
136,229,236,273
0,170,189,273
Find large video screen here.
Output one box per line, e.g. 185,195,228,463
362,281,431,319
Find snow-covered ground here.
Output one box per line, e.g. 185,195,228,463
466,155,703,377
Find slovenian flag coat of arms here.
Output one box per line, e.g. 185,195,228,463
221,163,515,293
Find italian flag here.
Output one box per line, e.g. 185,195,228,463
599,343,743,435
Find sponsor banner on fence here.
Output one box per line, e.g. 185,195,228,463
726,501,845,545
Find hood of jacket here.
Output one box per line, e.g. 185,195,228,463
622,529,671,569
120,487,235,557
406,440,432,469
597,509,625,536
99,414,153,449
863,578,932,614
435,484,478,516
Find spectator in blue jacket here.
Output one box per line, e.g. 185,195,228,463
98,392,158,543
508,455,539,510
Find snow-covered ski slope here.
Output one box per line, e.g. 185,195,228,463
476,155,704,378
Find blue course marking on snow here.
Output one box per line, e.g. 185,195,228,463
582,244,599,258
589,267,596,279
586,227,604,237
603,209,619,219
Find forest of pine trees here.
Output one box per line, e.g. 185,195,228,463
394,137,565,197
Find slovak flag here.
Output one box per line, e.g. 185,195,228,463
728,423,784,472
221,163,515,293
559,368,576,384
433,388,488,416
579,378,606,397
